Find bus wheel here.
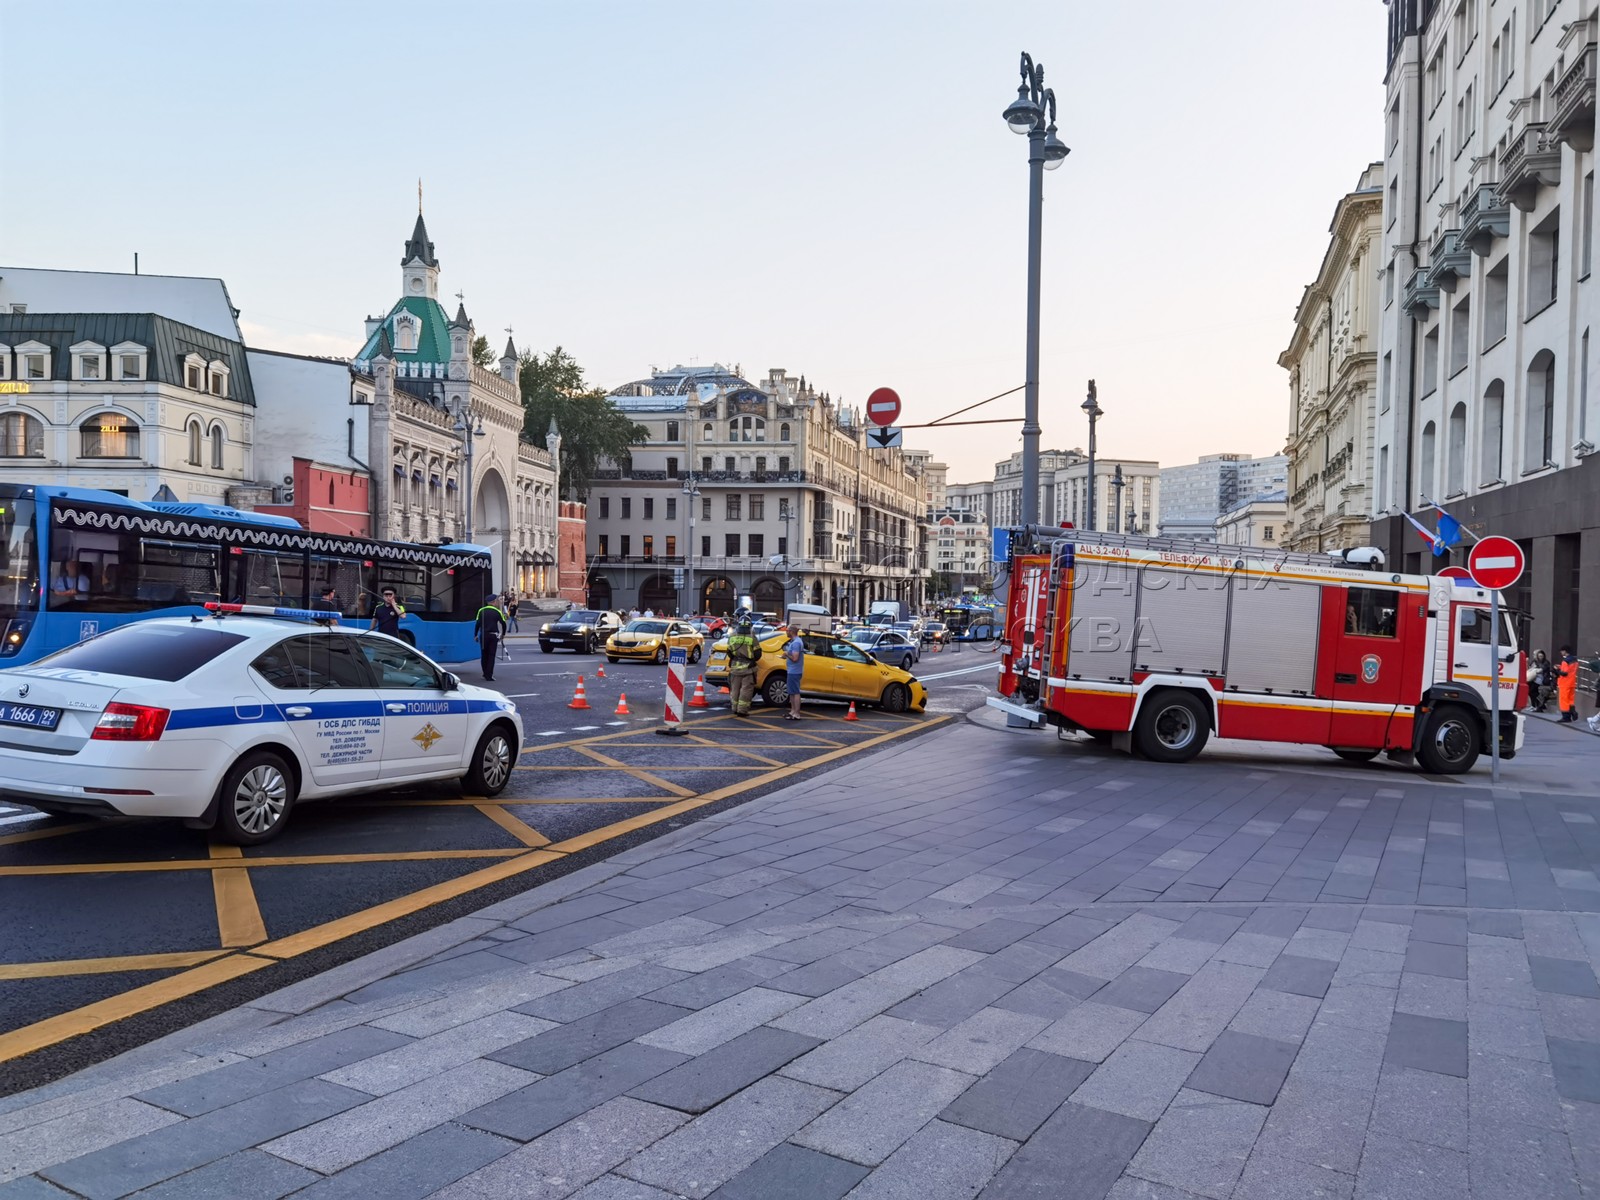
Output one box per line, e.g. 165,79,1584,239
1332,748,1381,763
1134,691,1210,763
1417,706,1480,774
216,750,296,845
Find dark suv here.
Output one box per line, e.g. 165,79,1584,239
539,609,623,654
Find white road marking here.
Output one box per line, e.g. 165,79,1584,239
918,662,1000,682
0,810,47,826
534,730,564,737
605,721,628,726
572,725,600,731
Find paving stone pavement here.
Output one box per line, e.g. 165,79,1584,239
5,717,1600,1198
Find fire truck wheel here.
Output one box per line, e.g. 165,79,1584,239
1134,691,1210,763
1332,748,1381,763
1417,706,1480,774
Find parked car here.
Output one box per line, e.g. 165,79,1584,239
0,616,523,843
705,630,927,712
921,620,950,646
539,609,624,654
846,628,921,670
606,619,705,664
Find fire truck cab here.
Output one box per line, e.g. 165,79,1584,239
987,529,1525,775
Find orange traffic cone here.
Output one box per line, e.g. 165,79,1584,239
596,663,607,679
845,701,859,721
568,675,591,710
688,676,709,709
614,692,631,716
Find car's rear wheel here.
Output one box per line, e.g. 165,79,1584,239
763,674,789,706
464,722,518,795
216,750,296,845
881,682,910,713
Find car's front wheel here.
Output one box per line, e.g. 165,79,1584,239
654,645,667,665
216,750,296,845
881,682,910,713
539,642,553,654
464,722,518,795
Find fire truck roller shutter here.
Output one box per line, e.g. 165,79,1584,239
1225,577,1321,695
1067,559,1139,682
1134,567,1229,676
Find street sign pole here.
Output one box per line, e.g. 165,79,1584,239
1491,586,1501,784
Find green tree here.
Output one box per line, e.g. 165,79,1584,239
471,334,495,369
518,346,649,500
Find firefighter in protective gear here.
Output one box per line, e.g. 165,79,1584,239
726,616,760,716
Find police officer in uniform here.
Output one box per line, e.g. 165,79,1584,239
476,596,508,682
370,587,405,638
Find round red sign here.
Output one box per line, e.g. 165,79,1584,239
866,387,901,427
1436,566,1472,581
1467,535,1525,591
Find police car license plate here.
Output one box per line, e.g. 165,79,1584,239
0,702,61,730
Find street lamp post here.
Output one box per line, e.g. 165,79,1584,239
1002,50,1070,530
452,402,486,543
1082,380,1101,531
1110,462,1125,538
682,473,701,617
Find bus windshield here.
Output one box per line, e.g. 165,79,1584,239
0,495,39,618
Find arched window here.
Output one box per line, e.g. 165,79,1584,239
394,315,417,353
0,411,43,457
1481,380,1504,483
779,423,790,442
328,480,336,505
210,425,224,469
1420,420,1437,502
187,419,202,466
1525,350,1557,470
81,413,139,458
1446,402,1467,496
703,422,714,441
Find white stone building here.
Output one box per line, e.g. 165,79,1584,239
349,215,563,595
1215,490,1289,548
592,365,926,616
1281,164,1385,554
1374,0,1600,651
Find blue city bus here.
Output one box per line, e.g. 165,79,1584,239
0,484,493,664
940,602,998,641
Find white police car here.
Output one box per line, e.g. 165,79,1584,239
0,607,524,843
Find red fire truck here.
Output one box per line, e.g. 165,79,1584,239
987,528,1525,774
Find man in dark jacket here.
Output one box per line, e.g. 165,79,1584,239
476,597,508,682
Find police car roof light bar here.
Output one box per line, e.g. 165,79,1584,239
202,602,341,623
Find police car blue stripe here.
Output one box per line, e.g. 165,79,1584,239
163,696,506,731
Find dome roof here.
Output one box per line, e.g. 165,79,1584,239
608,363,759,408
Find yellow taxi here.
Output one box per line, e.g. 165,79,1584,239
606,618,705,664
705,630,927,713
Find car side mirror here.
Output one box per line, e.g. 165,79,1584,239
440,671,460,692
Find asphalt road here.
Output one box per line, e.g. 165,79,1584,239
0,634,986,1091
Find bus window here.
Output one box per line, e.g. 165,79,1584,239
0,497,39,615
310,556,368,617
131,539,221,610
231,548,307,608
379,563,426,614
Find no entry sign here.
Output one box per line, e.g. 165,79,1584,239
1467,536,1525,591
866,387,901,427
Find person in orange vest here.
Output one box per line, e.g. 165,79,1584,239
1556,645,1581,723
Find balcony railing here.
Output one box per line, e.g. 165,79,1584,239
1499,122,1562,212
1550,41,1598,152
1460,183,1511,256
1425,230,1472,294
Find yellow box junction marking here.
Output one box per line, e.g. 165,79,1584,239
209,843,268,948
0,712,946,1065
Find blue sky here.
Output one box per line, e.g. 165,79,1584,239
0,0,1383,482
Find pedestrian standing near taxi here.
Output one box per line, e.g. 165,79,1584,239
1557,645,1581,723
784,628,805,721
370,587,405,637
476,596,507,682
726,615,760,716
